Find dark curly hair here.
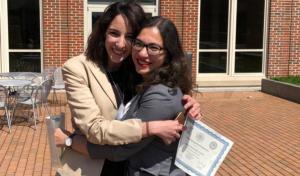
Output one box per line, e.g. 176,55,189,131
137,16,192,94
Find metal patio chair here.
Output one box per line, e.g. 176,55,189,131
0,85,11,133
12,79,53,129
52,67,65,103
42,67,56,81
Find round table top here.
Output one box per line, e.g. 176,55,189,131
0,79,32,87
0,72,42,78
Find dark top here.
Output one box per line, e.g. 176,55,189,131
87,84,186,176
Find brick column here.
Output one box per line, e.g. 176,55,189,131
267,0,299,77
43,0,61,68
43,0,84,69
67,0,84,60
182,0,198,83
160,0,199,83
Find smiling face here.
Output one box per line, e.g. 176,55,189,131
132,27,166,77
105,14,133,70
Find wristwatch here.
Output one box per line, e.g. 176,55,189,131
65,133,76,147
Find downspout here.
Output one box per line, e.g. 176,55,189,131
182,0,184,39
67,0,69,62
59,0,62,66
287,0,293,76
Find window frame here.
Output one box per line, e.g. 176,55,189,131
0,0,43,72
196,0,270,83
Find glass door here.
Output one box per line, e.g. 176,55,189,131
199,0,229,74
198,0,267,85
234,0,265,73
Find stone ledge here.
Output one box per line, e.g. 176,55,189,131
261,78,300,103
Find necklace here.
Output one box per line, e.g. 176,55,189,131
106,71,124,105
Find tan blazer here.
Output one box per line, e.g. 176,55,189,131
57,54,143,176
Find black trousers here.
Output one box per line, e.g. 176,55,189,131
100,160,127,176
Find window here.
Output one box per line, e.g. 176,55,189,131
7,0,42,72
198,0,267,76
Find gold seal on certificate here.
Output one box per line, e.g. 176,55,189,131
175,117,233,176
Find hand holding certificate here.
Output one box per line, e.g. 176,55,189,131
175,117,233,176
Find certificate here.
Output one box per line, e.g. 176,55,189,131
175,118,233,176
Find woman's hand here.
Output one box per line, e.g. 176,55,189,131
54,128,90,156
182,95,203,120
54,128,70,147
146,120,183,145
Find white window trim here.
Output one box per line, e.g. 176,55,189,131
196,0,269,84
84,5,107,48
0,0,43,72
0,0,9,72
39,0,44,71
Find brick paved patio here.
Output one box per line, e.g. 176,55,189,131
0,91,299,176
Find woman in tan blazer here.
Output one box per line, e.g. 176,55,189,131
56,2,201,176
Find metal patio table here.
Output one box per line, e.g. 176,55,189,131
0,79,32,88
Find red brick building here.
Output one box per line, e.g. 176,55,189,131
0,0,299,87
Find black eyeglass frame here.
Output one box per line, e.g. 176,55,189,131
132,39,165,56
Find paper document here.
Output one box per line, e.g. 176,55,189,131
175,118,233,176
45,113,65,168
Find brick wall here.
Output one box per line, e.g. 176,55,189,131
43,0,84,69
67,0,84,59
160,0,183,33
182,0,198,82
160,0,199,83
43,0,61,68
267,0,300,77
42,0,299,78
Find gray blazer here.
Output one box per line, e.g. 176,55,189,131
87,84,186,176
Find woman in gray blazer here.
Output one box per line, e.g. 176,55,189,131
58,16,194,176
56,2,201,176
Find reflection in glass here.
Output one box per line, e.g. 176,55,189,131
235,52,262,73
198,52,227,73
9,52,41,72
236,0,264,49
199,0,229,49
92,12,102,30
8,0,40,49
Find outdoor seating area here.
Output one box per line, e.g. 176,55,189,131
0,90,299,175
0,70,64,132
0,0,298,175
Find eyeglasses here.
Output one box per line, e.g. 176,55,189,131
132,39,164,56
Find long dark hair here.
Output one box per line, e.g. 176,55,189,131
138,16,192,94
85,1,146,67
85,2,145,100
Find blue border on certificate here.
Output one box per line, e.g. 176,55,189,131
176,118,230,176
